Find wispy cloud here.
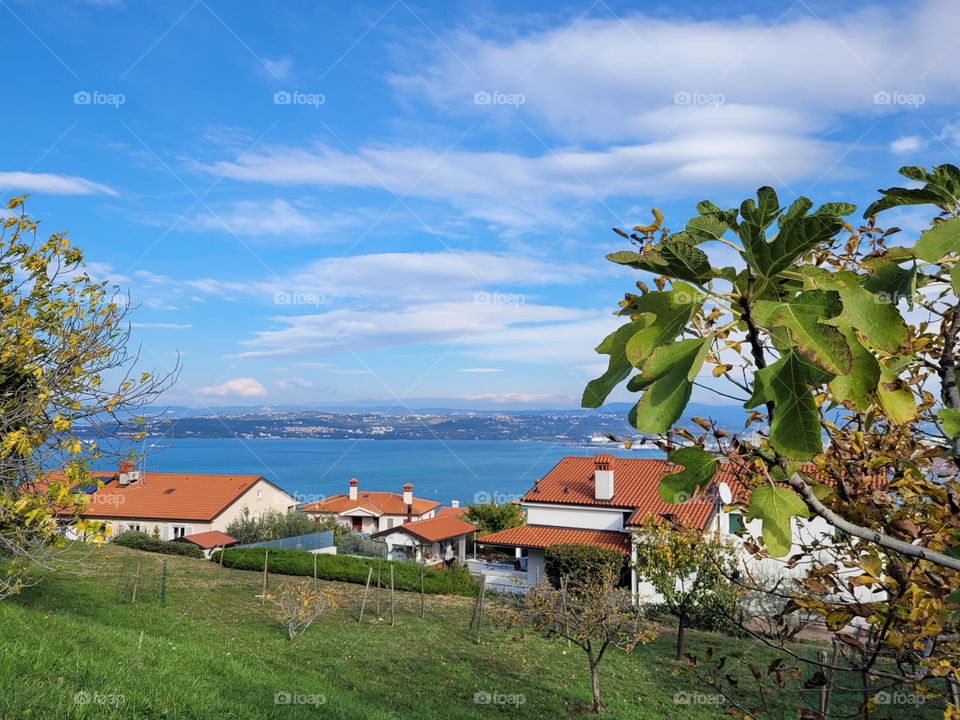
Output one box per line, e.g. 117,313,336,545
0,171,117,196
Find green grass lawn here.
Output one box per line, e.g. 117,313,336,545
0,546,945,719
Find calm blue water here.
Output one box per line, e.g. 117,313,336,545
110,439,657,507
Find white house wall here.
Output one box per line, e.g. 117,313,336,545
524,503,626,531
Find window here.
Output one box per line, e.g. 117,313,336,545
171,526,187,539
386,518,395,529
257,489,263,499
126,523,142,533
728,513,745,535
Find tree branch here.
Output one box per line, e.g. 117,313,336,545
785,472,960,572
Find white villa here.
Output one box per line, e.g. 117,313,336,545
477,454,836,602
300,478,441,533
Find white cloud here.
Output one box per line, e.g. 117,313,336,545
182,250,591,303
131,322,192,329
194,199,356,237
277,377,316,390
455,392,571,404
459,367,503,373
0,171,117,196
197,378,267,398
195,133,836,232
890,136,925,154
226,301,598,360
394,1,960,142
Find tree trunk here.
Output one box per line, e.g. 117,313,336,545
588,652,602,714
676,609,687,661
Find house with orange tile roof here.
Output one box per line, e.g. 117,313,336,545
300,478,441,534
53,460,298,541
371,515,476,565
477,454,837,603
476,454,746,600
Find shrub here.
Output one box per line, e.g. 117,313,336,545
112,531,205,559
226,508,319,544
211,548,478,597
544,544,627,589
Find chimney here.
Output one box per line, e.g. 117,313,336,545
403,482,413,522
451,499,460,508
348,478,358,502
118,459,136,486
594,454,614,501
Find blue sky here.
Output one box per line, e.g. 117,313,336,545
3,0,959,410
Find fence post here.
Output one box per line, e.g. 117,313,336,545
160,560,168,605
390,565,396,627
219,546,225,568
419,561,425,618
260,549,270,604
376,560,382,616
358,566,373,624
131,560,141,604
313,552,318,591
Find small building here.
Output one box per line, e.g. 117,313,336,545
372,515,476,565
51,461,298,540
176,530,237,558
300,478,440,533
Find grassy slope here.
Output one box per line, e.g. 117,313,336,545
0,547,939,720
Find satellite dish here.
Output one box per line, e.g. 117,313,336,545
718,482,733,505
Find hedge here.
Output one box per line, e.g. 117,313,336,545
544,543,628,589
210,548,478,597
112,531,205,559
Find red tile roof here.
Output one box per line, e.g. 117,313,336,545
43,471,292,522
178,530,236,549
301,492,440,517
525,456,741,530
478,525,631,555
436,506,469,519
373,515,475,543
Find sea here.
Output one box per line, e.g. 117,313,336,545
109,438,660,507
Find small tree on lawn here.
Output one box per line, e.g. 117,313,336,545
466,500,525,537
632,519,738,660
268,580,339,640
522,569,655,714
